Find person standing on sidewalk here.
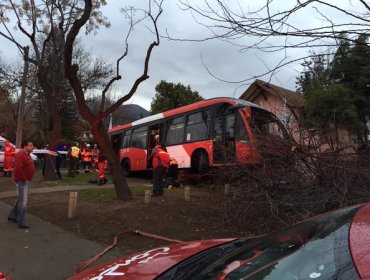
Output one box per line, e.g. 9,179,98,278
7,140,35,229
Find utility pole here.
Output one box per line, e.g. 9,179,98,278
15,46,29,148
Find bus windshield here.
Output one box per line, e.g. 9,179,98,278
248,107,289,141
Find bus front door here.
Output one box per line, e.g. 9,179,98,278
213,113,236,164
147,124,164,168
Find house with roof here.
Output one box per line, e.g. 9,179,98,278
239,79,304,143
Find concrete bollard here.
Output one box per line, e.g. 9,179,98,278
224,184,230,196
144,190,151,204
184,186,191,201
68,192,78,218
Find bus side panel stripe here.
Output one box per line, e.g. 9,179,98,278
167,140,213,169
131,113,164,127
166,145,191,168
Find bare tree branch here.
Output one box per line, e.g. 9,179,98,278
102,0,163,118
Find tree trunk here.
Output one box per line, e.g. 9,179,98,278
37,68,62,181
15,47,29,149
43,96,62,181
92,121,131,200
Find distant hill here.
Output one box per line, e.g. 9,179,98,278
112,104,150,126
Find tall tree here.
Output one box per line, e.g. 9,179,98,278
297,35,370,147
296,53,331,95
304,84,359,149
151,80,204,114
2,1,163,199
0,0,111,180
331,35,370,143
63,0,163,200
0,56,36,142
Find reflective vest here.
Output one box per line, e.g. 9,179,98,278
153,145,170,168
92,148,100,161
4,144,15,157
3,144,15,172
70,146,80,158
82,150,92,162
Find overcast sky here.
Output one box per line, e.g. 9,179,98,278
82,0,302,111
0,0,362,111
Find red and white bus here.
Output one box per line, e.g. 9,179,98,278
108,97,289,176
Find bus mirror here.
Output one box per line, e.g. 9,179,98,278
244,107,251,120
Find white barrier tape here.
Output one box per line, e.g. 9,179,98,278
32,149,59,156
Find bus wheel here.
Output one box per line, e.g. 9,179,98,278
121,159,131,177
191,150,209,175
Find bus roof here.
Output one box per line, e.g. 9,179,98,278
109,97,260,134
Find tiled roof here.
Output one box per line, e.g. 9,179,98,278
240,79,305,108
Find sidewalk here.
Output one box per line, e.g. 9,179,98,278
0,182,147,199
0,201,123,280
0,184,115,199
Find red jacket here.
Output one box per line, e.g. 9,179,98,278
152,145,170,169
13,150,35,181
4,144,15,157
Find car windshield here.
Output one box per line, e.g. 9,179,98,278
157,205,361,280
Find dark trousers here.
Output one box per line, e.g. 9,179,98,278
153,167,166,196
167,164,179,187
56,155,62,179
68,157,79,177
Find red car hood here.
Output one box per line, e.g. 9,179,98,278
68,239,235,280
350,203,370,279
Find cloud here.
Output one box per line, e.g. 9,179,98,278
0,0,305,112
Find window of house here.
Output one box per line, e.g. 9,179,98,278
166,116,186,146
131,127,147,149
185,110,211,142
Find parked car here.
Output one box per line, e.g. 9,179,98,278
69,203,370,280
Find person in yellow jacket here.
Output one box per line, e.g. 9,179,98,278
67,142,81,177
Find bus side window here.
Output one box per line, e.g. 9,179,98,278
132,127,148,149
186,110,210,142
166,116,185,146
122,130,132,148
111,134,123,153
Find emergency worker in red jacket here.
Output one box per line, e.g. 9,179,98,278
3,140,15,177
97,154,107,186
151,135,170,196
